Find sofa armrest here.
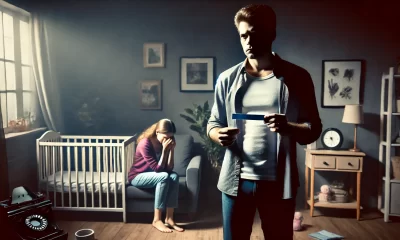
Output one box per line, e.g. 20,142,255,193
185,155,202,213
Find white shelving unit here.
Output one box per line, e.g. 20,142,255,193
379,67,400,222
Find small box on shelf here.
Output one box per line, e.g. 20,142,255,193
390,181,400,215
392,157,400,180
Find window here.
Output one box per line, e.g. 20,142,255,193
0,3,34,130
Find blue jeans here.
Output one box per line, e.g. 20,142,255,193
222,179,296,240
131,171,179,209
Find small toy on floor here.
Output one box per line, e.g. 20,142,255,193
293,211,304,231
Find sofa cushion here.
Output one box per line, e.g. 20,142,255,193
173,134,193,177
126,177,187,199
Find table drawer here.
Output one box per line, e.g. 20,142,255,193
337,157,360,170
313,156,336,169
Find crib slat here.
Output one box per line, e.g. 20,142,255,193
105,146,110,208
118,144,121,174
90,146,94,208
83,146,87,208
53,146,56,207
111,142,114,173
60,146,64,207
75,140,79,208
102,140,106,175
114,146,117,208
56,139,59,176
122,144,127,223
45,146,49,202
97,141,102,208
67,145,72,207
115,141,119,173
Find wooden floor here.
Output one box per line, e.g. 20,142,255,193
56,208,400,240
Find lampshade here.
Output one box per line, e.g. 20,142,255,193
342,104,364,124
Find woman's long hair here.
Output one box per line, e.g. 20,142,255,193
136,119,176,144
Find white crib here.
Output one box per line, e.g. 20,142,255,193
36,130,135,222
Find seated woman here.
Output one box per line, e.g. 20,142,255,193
128,119,184,233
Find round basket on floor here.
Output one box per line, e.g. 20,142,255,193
391,156,400,180
75,229,95,240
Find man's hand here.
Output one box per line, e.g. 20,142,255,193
264,113,290,135
216,127,240,147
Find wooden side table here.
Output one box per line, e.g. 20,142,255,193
305,149,365,220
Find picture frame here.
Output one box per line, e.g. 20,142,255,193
321,60,362,108
143,43,165,68
140,80,162,110
180,57,216,92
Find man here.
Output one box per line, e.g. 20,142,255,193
207,4,322,240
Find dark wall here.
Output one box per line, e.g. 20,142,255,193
5,0,400,209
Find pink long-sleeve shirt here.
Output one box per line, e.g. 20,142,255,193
128,138,165,182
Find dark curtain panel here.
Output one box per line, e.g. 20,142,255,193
0,100,9,200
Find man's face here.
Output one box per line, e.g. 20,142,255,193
238,21,274,59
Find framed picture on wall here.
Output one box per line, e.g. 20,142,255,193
180,57,215,92
143,43,165,68
321,60,362,108
140,80,162,110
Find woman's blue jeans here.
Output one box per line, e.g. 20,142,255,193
222,179,296,240
131,171,179,209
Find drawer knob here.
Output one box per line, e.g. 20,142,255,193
323,161,329,166
348,162,353,166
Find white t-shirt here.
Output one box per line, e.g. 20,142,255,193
240,72,287,181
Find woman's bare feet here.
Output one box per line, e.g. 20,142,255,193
152,220,172,233
165,218,184,232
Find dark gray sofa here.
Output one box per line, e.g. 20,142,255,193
126,134,203,218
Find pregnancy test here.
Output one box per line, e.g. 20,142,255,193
232,113,265,121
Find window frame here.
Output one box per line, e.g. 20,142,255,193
0,2,33,133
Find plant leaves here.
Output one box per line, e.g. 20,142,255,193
203,100,209,112
179,114,196,123
184,108,194,116
189,125,203,134
180,101,225,168
202,118,208,128
195,105,202,121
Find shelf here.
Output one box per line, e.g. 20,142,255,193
380,67,399,223
382,177,400,183
383,112,400,115
383,74,400,79
380,141,400,147
307,199,362,209
380,208,400,217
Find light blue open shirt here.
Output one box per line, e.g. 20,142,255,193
207,54,322,199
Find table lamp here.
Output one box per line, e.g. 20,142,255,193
342,104,364,152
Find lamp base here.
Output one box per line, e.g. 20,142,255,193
349,148,360,152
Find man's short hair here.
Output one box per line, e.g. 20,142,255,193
234,4,276,31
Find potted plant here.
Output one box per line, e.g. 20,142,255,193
180,101,224,172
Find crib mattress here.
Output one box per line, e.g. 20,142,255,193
40,171,124,194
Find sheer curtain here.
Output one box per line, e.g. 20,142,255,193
31,13,64,132
0,99,9,200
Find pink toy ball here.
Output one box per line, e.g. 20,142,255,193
293,211,303,231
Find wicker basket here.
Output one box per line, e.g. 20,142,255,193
392,156,400,180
